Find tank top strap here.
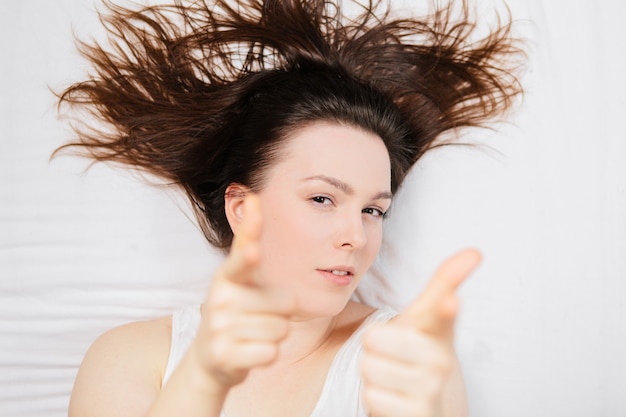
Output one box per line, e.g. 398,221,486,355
162,304,202,386
310,309,397,417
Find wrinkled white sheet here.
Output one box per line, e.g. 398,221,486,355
1,1,625,416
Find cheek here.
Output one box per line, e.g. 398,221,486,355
262,202,316,244
257,200,325,268
364,224,384,261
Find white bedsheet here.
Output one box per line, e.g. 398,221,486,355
2,1,625,417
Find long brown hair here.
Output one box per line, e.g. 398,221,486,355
55,0,524,250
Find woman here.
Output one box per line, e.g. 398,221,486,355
57,1,523,416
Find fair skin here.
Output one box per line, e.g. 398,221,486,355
69,122,478,417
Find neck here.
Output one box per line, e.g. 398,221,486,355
271,300,374,366
274,313,338,366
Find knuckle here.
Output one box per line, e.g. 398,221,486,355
430,351,453,375
252,342,279,365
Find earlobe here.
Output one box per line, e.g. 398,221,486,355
224,183,250,233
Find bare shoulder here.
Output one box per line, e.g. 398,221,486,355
69,316,173,417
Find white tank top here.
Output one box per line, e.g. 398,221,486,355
162,305,396,417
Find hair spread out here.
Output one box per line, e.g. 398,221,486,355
55,0,524,250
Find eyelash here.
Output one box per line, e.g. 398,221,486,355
310,196,387,219
363,207,387,218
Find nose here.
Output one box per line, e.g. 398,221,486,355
336,212,367,250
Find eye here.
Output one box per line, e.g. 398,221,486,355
362,207,387,218
311,195,333,206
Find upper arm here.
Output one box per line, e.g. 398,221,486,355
68,317,172,417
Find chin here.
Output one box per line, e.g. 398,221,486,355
294,291,352,319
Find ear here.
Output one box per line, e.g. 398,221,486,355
224,183,251,235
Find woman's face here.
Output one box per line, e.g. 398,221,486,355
254,121,392,319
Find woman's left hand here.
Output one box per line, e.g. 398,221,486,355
361,249,481,417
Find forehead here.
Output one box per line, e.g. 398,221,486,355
266,121,391,190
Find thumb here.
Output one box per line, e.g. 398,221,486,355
394,248,482,338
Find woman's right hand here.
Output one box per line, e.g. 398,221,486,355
190,194,296,389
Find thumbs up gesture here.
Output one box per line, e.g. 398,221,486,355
361,249,481,417
190,194,296,389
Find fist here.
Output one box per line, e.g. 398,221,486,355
361,249,481,417
192,194,296,388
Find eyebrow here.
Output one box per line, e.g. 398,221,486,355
303,175,393,200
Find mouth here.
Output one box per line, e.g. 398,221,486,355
317,266,355,286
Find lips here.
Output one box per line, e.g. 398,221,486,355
317,266,355,286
